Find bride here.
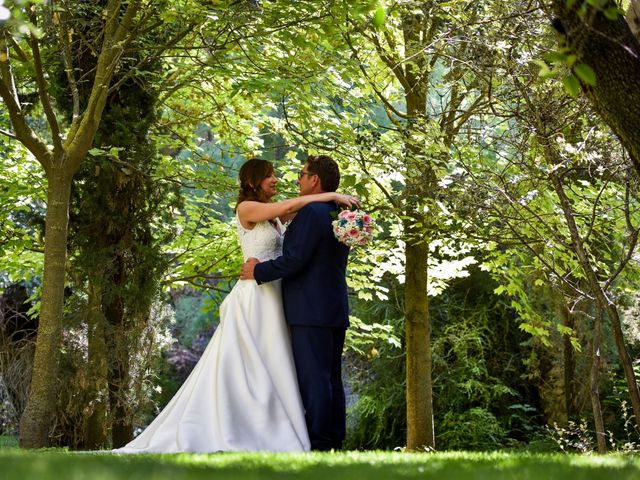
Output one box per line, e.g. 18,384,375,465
114,158,358,453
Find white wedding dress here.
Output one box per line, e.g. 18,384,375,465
114,217,310,453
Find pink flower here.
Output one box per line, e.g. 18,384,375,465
333,209,375,247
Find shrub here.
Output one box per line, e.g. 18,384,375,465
438,408,506,450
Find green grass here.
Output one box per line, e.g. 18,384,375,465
1,449,640,480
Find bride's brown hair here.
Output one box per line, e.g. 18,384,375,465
236,158,275,209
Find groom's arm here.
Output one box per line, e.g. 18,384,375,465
254,206,322,284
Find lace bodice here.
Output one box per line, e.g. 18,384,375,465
237,216,284,262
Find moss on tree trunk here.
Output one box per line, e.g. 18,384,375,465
552,0,640,175
19,169,72,447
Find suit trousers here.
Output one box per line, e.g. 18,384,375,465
290,325,346,451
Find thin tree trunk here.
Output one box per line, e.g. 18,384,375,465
548,169,640,429
85,279,109,449
403,82,435,449
559,299,576,420
19,168,72,448
591,304,607,454
105,258,133,448
404,231,434,450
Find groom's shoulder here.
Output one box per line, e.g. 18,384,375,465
301,201,334,215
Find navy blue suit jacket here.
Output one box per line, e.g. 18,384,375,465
254,201,350,328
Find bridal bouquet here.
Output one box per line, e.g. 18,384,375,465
332,209,375,247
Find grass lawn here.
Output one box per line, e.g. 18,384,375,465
1,446,640,480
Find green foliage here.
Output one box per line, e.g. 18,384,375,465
172,292,218,348
573,64,596,86
346,315,400,356
439,408,506,451
562,75,580,97
0,435,17,448
345,384,406,450
372,7,386,28
0,135,45,286
344,338,406,450
431,270,544,449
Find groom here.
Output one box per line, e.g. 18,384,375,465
240,155,350,451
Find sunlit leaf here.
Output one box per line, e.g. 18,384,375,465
562,74,580,97
372,6,386,28
574,63,596,86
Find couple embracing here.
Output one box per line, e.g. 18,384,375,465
116,155,358,453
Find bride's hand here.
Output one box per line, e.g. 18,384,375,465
335,193,361,209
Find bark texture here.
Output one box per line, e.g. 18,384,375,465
551,0,640,176
18,171,72,446
85,280,109,449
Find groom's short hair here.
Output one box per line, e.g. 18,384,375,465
306,155,340,192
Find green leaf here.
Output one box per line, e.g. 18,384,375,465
534,60,559,80
543,51,576,67
372,7,386,28
574,63,596,86
88,147,105,156
109,146,123,158
342,174,356,188
562,75,580,97
586,0,608,8
604,6,623,20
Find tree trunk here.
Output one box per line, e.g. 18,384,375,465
404,229,434,450
603,301,640,428
551,0,640,176
559,299,576,420
85,279,109,449
626,0,640,39
548,169,640,430
591,305,607,454
105,258,133,448
19,168,72,448
403,73,435,450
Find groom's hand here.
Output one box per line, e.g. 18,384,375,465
240,257,259,280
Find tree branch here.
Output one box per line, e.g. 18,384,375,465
27,8,63,154
65,0,143,173
0,29,52,172
59,2,81,121
0,127,17,140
